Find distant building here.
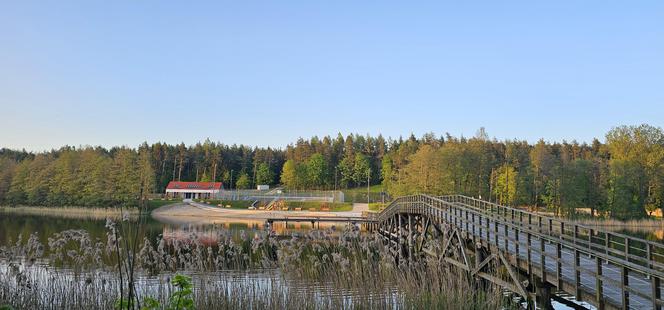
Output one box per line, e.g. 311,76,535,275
165,181,222,199
257,185,269,191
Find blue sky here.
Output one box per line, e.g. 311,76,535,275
1,1,663,151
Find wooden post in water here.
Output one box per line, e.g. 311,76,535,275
408,214,413,260
535,278,553,310
398,214,403,263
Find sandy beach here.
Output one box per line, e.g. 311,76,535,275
151,201,369,225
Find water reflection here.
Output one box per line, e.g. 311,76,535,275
0,210,365,250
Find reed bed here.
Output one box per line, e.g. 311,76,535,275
0,223,506,309
0,206,137,220
572,218,664,233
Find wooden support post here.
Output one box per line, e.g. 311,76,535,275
574,250,581,300
398,214,403,263
527,232,533,277
515,223,520,267
540,237,546,282
653,276,661,310
474,243,489,290
408,214,413,260
504,220,509,252
535,278,554,310
596,256,604,310
556,243,562,288
621,266,629,309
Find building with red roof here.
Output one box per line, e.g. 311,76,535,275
165,181,223,199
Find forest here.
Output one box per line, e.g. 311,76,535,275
0,124,662,219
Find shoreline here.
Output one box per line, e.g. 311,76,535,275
151,202,367,225
152,202,365,220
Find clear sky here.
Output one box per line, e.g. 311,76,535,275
1,1,663,151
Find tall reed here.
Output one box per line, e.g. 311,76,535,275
1,225,506,309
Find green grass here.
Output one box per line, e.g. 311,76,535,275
147,199,183,210
194,199,254,209
342,184,383,194
341,185,386,203
284,201,353,212
368,203,386,212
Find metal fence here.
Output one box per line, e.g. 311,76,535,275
214,189,344,203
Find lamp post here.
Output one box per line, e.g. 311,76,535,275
334,166,338,192
367,168,371,204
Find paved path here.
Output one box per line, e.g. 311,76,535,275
352,203,369,213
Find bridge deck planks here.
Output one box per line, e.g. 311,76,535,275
447,200,655,309
376,196,662,310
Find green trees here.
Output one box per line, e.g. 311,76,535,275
558,160,593,216
280,153,329,189
378,125,664,219
280,160,299,189
403,144,444,194
0,158,16,203
352,154,371,187
492,165,517,205
236,173,251,189
338,156,355,188
1,125,663,219
605,125,664,218
256,162,274,185
607,160,647,219
530,140,555,207
306,154,328,188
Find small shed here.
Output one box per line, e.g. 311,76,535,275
165,181,223,199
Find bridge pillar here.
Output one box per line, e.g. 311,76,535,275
533,278,553,310
474,243,490,290
408,214,413,260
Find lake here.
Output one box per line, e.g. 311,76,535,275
1,209,662,310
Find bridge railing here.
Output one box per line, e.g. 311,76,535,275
439,195,664,275
375,194,664,309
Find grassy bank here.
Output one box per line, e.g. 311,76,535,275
146,199,183,210
284,201,352,212
194,199,254,209
342,185,386,203
368,203,386,212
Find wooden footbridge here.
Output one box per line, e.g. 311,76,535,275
362,194,664,310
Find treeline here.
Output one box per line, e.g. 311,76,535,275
0,140,285,207
280,134,386,189
0,125,663,219
380,125,664,219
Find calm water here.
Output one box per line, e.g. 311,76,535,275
1,211,663,250
3,211,659,310
0,211,399,309
0,210,360,250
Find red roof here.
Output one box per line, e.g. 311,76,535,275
166,181,223,190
